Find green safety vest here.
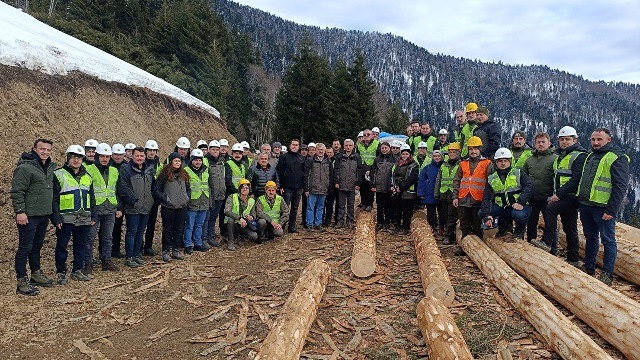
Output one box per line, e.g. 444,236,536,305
227,159,246,189
513,149,532,169
85,164,118,206
412,136,437,157
55,169,92,213
439,163,459,194
225,194,255,223
413,155,430,171
578,152,629,206
459,122,477,157
357,140,379,166
203,157,209,168
488,168,523,207
553,150,583,193
185,166,210,200
258,195,283,224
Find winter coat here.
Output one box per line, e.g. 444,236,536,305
206,154,226,201
186,163,210,211
304,155,333,195
256,194,290,225
417,159,442,205
522,147,558,201
10,151,56,217
474,119,502,159
250,163,279,197
153,170,191,209
333,151,363,191
554,143,587,199
480,167,534,217
371,153,395,193
391,158,419,200
453,157,495,207
117,160,155,215
52,165,96,226
276,151,306,190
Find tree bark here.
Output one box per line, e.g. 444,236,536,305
351,210,377,278
256,258,331,360
416,296,473,360
482,236,640,360
411,213,455,306
460,235,613,360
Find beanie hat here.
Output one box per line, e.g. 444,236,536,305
476,106,490,116
272,142,282,149
512,130,526,140
432,150,442,157
168,152,181,162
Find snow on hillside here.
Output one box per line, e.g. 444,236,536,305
0,3,220,118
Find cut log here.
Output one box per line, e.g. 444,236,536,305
557,221,640,286
351,210,377,278
482,236,640,360
460,235,613,360
416,296,473,360
411,213,455,306
256,259,331,360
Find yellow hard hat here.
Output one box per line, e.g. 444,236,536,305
467,136,483,147
264,180,277,189
448,142,461,151
238,178,251,188
465,102,478,113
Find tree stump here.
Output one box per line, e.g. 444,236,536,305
351,210,377,278
460,235,613,360
483,236,640,360
417,296,473,360
256,258,331,360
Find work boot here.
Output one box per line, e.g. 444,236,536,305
70,270,90,282
335,222,344,229
134,256,147,266
495,230,509,238
111,251,125,259
442,237,454,245
101,260,119,271
30,269,54,287
83,264,93,276
598,272,614,286
184,246,194,255
17,276,39,296
194,244,210,252
530,239,551,252
143,248,158,256
579,265,595,276
207,238,221,247
57,272,68,285
162,250,172,262
375,223,383,231
454,247,467,256
288,226,299,233
124,257,139,268
364,206,373,212
227,238,237,251
565,259,581,269
91,258,101,266
171,249,185,260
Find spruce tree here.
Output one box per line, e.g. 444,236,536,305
348,48,377,132
385,100,410,135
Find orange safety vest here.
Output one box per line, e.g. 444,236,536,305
459,159,491,201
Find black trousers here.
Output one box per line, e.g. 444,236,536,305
458,206,482,239
301,193,307,225
283,188,303,230
111,212,123,254
444,201,458,242
426,203,446,231
392,197,415,230
324,188,338,225
360,180,375,207
375,192,393,225
336,190,356,224
527,198,549,241
161,206,187,252
15,215,49,279
542,197,579,259
144,202,160,250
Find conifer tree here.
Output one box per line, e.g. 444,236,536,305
385,100,410,134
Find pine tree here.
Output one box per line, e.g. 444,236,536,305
348,48,377,131
328,59,357,139
385,100,410,134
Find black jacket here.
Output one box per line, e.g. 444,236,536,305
333,151,363,191
250,163,279,197
474,119,502,159
481,167,534,216
276,151,306,190
117,161,155,215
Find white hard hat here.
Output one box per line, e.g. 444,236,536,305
372,127,380,133
418,141,428,148
66,145,85,156
308,142,316,148
84,139,98,148
391,140,401,148
209,140,220,148
144,140,159,150
400,144,411,152
439,129,449,135
190,149,204,158
358,131,364,137
494,147,513,160
231,143,244,152
219,139,229,146
112,143,126,154
96,143,113,156
196,140,208,148
558,126,578,138
282,145,288,152
124,143,136,150
176,136,190,149
241,141,250,149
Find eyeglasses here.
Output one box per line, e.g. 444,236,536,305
455,116,463,118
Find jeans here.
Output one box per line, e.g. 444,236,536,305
542,197,578,257
283,188,302,229
184,210,207,247
144,202,160,251
15,215,49,279
55,223,90,273
336,190,356,225
87,213,116,263
580,205,617,275
206,200,225,239
161,206,187,251
306,194,327,227
488,204,531,235
375,192,393,225
125,213,149,258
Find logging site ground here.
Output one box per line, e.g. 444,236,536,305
0,215,638,360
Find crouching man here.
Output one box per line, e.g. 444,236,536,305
224,179,263,250
256,181,290,241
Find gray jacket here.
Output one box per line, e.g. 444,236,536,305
371,153,395,193
304,155,333,195
250,163,279,197
153,171,190,210
333,152,363,191
117,161,155,215
206,154,226,201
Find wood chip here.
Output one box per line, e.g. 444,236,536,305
181,294,202,307
72,339,108,359
253,303,273,328
237,299,249,342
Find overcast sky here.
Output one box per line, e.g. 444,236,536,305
233,0,640,84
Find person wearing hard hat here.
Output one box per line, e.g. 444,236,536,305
576,128,629,285
371,141,395,230
183,149,211,254
418,150,444,235
109,144,127,259
473,106,501,160
225,143,248,195
333,139,363,229
124,143,136,163
436,129,450,155
410,122,437,157
204,140,227,247
414,142,430,173
480,148,534,241
304,143,333,230
459,103,479,158
357,129,381,212
224,178,260,250
219,139,230,162
357,131,364,146
153,152,190,262
117,146,155,268
372,127,381,140
11,138,56,295
390,144,419,235
84,143,121,273
142,139,162,257
453,136,494,244
110,144,126,168
276,139,306,233
509,131,532,169
522,132,557,248
173,137,191,162
83,139,99,167
434,142,461,244
300,143,309,158
240,141,254,169
390,140,402,158
538,126,587,263
257,181,290,241
308,142,317,158
196,140,209,167
52,145,96,284
250,152,279,198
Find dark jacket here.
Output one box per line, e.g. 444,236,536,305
523,147,558,201
481,167,534,216
256,194,290,225
554,143,587,199
474,119,502,159
153,170,190,209
276,151,306,190
417,159,442,204
304,155,333,195
577,143,630,215
371,153,395,193
333,151,363,191
206,154,226,201
117,160,155,215
453,157,495,207
250,163,279,197
52,164,96,226
10,151,56,217
391,158,419,199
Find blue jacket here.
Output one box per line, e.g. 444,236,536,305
417,159,442,204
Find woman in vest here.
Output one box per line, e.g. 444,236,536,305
153,152,190,262
435,142,461,244
417,150,444,235
224,178,261,250
183,149,210,254
390,144,419,235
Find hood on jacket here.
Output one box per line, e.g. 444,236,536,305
17,150,52,168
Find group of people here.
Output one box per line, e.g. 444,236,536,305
10,103,630,296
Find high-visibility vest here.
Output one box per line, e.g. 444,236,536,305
488,168,522,207
203,157,209,168
226,159,246,189
55,169,92,213
459,159,491,201
414,155,430,171
459,123,477,157
578,151,629,205
553,150,583,193
513,149,532,169
225,194,255,223
358,140,379,166
185,166,210,200
439,162,459,194
258,195,283,224
412,136,437,157
85,164,118,206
